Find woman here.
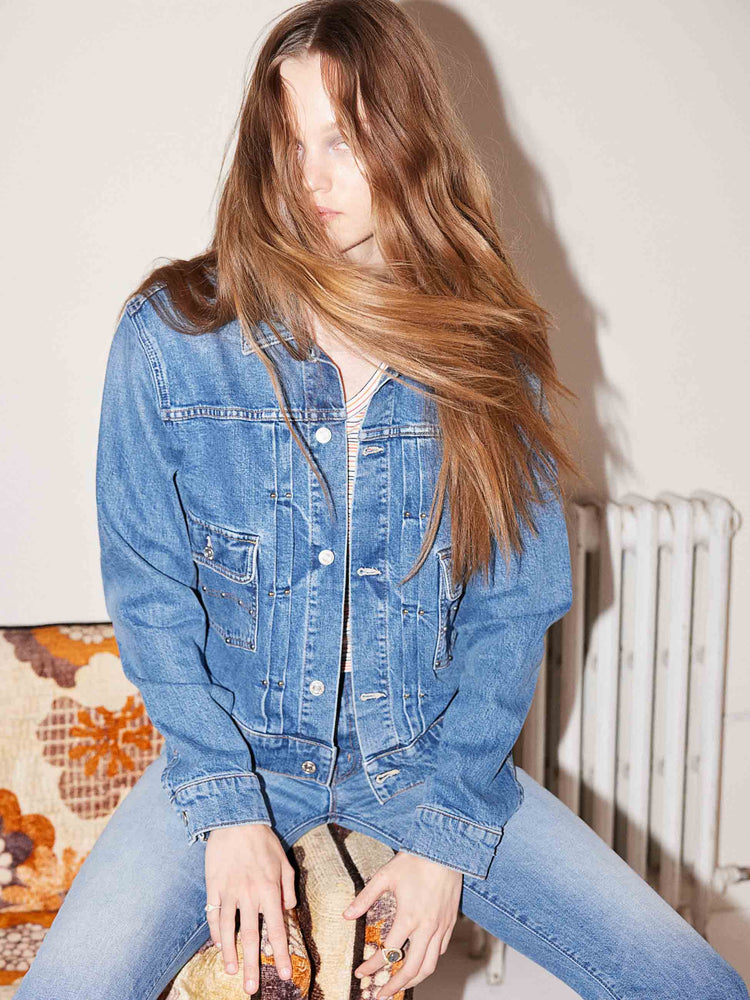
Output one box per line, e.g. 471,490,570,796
16,1,747,999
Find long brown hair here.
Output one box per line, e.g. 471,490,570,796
125,0,584,591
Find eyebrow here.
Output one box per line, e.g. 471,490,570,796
294,122,344,142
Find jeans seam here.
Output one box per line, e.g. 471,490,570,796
331,760,362,787
462,884,622,1000
328,812,402,851
281,812,332,845
333,759,360,783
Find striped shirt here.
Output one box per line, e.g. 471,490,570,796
341,361,389,673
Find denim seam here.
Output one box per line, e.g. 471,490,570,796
130,302,170,410
170,771,262,796
417,804,504,836
328,812,403,850
333,758,360,784
255,766,321,784
196,818,272,840
280,812,332,846
463,884,622,1000
377,778,426,801
232,717,329,749
330,759,363,791
362,709,448,763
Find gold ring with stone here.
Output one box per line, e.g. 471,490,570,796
381,945,404,965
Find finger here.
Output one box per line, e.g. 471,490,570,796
261,887,292,981
343,872,384,919
375,927,431,1000
281,865,297,910
220,897,239,974
354,917,411,980
402,929,442,990
205,895,222,947
440,919,456,955
239,902,261,996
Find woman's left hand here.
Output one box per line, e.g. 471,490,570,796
342,850,462,998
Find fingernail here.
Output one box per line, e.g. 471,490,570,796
344,906,354,915
280,966,291,978
245,980,256,992
226,963,237,974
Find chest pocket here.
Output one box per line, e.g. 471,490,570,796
185,507,260,652
433,546,464,672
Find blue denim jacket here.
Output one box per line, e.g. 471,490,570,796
95,284,573,880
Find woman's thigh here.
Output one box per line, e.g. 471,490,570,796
330,763,748,1000
14,748,330,1000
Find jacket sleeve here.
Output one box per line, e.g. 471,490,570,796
95,301,272,844
398,481,573,880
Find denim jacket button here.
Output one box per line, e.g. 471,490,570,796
301,760,317,774
181,810,188,825
309,679,325,695
314,426,332,443
318,549,335,565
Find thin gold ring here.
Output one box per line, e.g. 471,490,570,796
205,902,222,912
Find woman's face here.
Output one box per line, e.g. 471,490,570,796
279,51,384,269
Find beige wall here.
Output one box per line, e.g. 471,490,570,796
2,0,748,930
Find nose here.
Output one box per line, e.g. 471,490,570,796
300,149,332,197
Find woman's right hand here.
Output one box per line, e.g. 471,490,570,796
204,823,297,996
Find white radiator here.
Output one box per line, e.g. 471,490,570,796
468,491,742,983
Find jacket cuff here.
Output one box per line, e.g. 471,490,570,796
399,806,504,880
166,771,272,845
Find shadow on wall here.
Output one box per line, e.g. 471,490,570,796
404,0,625,505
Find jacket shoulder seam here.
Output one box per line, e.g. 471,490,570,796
124,281,168,318
125,297,172,412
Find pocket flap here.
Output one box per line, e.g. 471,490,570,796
185,508,259,584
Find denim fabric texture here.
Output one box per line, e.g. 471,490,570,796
95,282,575,881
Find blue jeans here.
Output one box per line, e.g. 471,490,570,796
15,670,747,1000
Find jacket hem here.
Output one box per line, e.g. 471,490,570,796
167,771,271,844
399,805,504,880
